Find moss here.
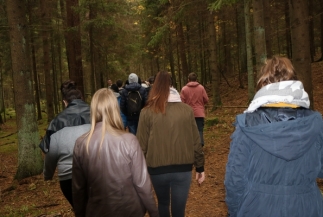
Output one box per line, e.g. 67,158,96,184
205,117,219,127
15,104,43,180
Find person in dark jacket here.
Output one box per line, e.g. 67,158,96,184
72,88,158,217
39,80,90,153
137,71,205,217
40,80,90,207
111,83,127,129
224,56,323,217
146,76,154,97
120,73,147,135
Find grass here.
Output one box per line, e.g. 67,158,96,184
2,204,43,217
205,117,219,127
0,109,18,154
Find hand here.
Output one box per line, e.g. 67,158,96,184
196,172,205,185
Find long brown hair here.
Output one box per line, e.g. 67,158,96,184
256,56,298,91
145,71,172,114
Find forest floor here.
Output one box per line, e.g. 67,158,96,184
1,61,323,217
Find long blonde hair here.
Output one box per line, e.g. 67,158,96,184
85,88,125,153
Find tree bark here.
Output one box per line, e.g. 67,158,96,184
252,0,267,76
236,1,247,89
289,0,313,108
285,0,292,58
263,0,273,58
27,0,42,120
6,0,43,180
40,0,54,121
177,22,189,81
308,0,315,62
208,11,221,108
319,0,323,61
168,30,177,89
65,0,84,96
0,66,4,124
245,0,255,101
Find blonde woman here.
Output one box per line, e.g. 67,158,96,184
72,88,158,217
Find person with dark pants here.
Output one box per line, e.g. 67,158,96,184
150,172,192,217
42,80,91,207
195,117,205,146
180,73,209,147
59,179,73,206
120,73,147,135
137,71,205,217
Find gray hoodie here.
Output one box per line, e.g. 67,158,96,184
43,124,91,181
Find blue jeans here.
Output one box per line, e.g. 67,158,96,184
127,119,138,135
195,117,205,146
150,171,192,217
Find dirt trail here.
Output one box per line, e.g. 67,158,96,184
0,62,323,216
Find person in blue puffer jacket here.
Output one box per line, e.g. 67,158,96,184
225,56,323,217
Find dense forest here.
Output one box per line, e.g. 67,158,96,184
0,0,322,180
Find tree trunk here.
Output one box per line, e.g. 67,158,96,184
27,0,42,121
208,11,221,108
236,1,247,89
252,0,267,76
186,24,192,73
89,3,97,94
319,0,323,61
177,22,189,81
285,0,292,58
0,66,4,124
308,0,315,62
289,0,313,108
6,0,43,180
65,0,84,96
176,30,182,89
220,9,230,75
168,30,177,89
51,32,59,115
245,0,255,101
263,0,273,58
40,0,54,122
199,14,207,86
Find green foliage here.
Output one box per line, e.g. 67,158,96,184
2,204,42,217
205,117,219,127
147,24,168,47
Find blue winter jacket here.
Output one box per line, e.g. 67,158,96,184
120,82,148,121
225,107,323,217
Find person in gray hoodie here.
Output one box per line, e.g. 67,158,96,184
43,124,90,207
225,56,323,217
42,80,90,207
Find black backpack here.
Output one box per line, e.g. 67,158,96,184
126,91,142,116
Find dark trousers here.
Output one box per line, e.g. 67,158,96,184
195,117,205,146
127,119,139,135
150,171,192,217
59,179,73,208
